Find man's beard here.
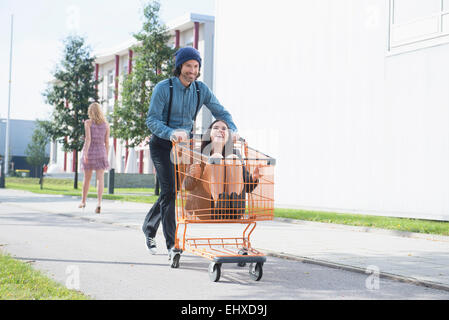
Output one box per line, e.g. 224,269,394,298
182,72,196,83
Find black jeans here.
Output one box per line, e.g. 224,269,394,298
142,135,176,250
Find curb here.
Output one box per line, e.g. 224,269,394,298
261,248,449,293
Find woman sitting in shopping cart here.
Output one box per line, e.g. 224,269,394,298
183,119,261,220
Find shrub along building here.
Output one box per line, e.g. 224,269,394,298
48,13,216,177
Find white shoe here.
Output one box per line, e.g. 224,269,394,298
145,236,157,255
168,247,182,257
168,247,175,261
168,247,181,268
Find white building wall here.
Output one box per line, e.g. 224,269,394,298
214,0,449,220
197,21,215,132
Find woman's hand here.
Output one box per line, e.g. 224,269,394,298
189,164,202,179
253,164,263,180
84,154,88,164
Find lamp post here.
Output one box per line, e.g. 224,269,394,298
4,15,14,176
0,157,5,188
108,144,116,194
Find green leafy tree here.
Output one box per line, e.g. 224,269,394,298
111,1,176,147
43,35,99,189
25,120,50,189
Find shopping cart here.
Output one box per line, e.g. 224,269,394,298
171,136,275,282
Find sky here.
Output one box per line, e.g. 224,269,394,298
0,0,215,121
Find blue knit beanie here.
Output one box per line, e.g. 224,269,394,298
175,47,202,69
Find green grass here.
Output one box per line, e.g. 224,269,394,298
5,177,449,236
275,208,449,236
5,177,158,204
0,252,89,300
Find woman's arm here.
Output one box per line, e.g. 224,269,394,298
83,120,92,162
243,165,260,194
104,123,110,157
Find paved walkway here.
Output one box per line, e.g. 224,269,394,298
1,188,449,292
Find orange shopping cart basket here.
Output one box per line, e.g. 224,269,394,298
171,136,275,282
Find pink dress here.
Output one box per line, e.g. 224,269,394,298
82,121,109,171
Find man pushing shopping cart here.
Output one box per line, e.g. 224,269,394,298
143,47,275,282
142,47,239,260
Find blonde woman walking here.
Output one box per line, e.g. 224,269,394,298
79,102,110,213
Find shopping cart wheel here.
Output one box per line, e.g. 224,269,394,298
249,262,263,281
171,253,181,269
208,262,221,282
237,249,248,267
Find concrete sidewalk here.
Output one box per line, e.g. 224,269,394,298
1,188,449,292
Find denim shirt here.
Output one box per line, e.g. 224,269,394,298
146,77,237,141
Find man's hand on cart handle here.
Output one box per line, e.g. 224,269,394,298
170,130,188,143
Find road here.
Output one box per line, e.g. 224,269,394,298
1,196,448,300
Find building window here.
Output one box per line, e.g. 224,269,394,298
122,60,129,79
107,70,114,100
107,101,114,115
389,0,449,52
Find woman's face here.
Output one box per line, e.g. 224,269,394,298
210,121,229,145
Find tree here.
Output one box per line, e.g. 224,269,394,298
43,35,99,189
110,1,176,147
25,120,50,189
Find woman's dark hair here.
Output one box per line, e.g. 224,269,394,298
173,65,201,79
200,119,234,158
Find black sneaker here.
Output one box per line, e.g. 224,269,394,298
145,235,157,255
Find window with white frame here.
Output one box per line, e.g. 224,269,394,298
185,37,194,48
107,70,114,100
389,0,449,51
122,61,128,79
